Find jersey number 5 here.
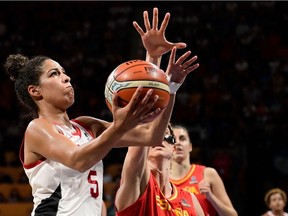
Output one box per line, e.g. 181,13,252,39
88,170,99,198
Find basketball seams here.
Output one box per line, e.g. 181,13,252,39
111,80,170,93
104,70,116,105
115,63,161,80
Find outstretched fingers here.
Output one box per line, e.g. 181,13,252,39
181,55,198,68
169,47,177,64
139,89,155,105
128,87,158,113
143,10,151,31
174,50,199,73
133,8,152,36
135,88,162,123
166,47,200,84
133,21,145,36
124,87,161,123
152,7,159,30
184,62,200,74
128,86,144,109
159,12,170,34
175,50,192,66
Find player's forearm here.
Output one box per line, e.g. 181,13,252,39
71,122,125,172
145,51,162,67
206,193,238,216
146,93,175,144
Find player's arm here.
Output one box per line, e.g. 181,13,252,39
101,200,107,216
107,7,197,148
191,193,205,216
24,87,159,172
115,68,178,211
114,47,199,147
24,118,125,172
201,167,238,216
133,7,187,67
114,145,150,211
77,50,199,150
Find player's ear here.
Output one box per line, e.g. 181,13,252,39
189,143,192,152
28,85,42,99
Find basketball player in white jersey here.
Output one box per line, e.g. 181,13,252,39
3,7,195,216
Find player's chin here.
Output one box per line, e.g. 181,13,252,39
63,98,74,110
68,97,75,105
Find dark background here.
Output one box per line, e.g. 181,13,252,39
1,1,288,215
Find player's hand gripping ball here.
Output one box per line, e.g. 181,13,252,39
104,60,170,112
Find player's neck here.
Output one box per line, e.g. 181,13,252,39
148,161,174,197
39,112,71,128
171,160,191,179
148,161,168,174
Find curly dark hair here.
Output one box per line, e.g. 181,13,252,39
4,54,50,120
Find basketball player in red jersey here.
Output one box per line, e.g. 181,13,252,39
114,8,203,214
170,124,238,216
115,122,204,216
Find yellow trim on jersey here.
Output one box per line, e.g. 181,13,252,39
170,164,196,184
169,183,179,200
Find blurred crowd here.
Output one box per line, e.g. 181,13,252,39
0,2,288,215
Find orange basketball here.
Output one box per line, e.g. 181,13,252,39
104,59,170,112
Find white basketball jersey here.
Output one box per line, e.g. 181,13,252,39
22,120,104,216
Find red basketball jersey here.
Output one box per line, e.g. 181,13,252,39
170,164,216,216
116,174,198,216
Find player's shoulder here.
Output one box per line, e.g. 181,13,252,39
25,118,57,136
203,166,219,177
26,117,54,132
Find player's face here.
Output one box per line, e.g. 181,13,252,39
172,128,192,162
149,128,175,160
36,59,74,110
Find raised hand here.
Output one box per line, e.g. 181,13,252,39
166,47,199,84
133,7,187,59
